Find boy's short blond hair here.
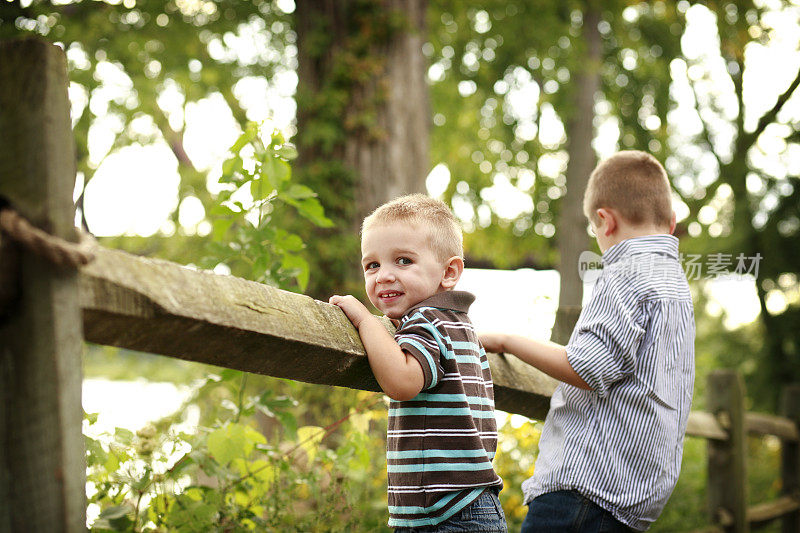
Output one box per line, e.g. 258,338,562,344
583,150,673,230
362,194,463,261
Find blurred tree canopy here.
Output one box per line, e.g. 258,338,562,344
3,0,799,403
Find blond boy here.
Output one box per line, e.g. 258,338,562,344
330,194,505,532
481,151,695,531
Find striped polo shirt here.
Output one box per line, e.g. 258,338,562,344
388,290,503,528
524,235,695,531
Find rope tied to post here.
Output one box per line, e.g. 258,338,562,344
0,207,96,268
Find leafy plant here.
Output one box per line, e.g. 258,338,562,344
85,371,388,532
201,123,332,292
83,124,393,531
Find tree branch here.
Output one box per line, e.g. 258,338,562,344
743,62,800,149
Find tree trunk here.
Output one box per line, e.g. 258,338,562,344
294,0,430,298
347,0,429,223
552,2,601,341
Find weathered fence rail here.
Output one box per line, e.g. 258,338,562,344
2,37,800,533
79,245,558,421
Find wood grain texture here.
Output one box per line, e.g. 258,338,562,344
80,246,558,420
706,370,748,533
0,37,85,533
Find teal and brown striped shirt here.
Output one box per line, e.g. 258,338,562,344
387,291,503,528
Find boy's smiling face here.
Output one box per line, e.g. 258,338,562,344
361,221,450,319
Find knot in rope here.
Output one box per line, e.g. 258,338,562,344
0,208,96,269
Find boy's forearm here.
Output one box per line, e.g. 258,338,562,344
499,334,591,390
356,316,425,401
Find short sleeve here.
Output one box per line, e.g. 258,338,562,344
394,313,446,390
566,275,645,397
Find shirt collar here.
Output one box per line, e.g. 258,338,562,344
403,290,475,318
602,234,680,266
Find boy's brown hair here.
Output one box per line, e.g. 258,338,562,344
583,150,673,230
362,193,463,261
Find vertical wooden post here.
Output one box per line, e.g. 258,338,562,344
550,305,582,345
782,384,800,533
0,38,85,532
707,370,749,533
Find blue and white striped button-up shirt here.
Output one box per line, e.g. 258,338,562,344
524,234,695,531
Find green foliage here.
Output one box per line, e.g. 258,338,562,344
2,0,297,270
85,372,390,532
426,1,685,268
80,124,393,531
201,124,331,292
653,437,710,531
691,286,770,410
653,433,783,532
494,416,542,529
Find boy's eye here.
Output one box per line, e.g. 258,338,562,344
365,261,379,270
397,257,412,265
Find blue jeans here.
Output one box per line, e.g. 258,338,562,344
394,489,508,532
520,490,632,533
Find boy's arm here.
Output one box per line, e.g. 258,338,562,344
329,295,424,401
480,333,591,390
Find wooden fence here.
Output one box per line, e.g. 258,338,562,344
1,37,798,533
692,372,800,533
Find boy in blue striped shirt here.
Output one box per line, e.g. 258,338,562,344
481,151,695,531
330,194,505,532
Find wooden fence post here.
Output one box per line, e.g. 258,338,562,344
782,384,800,533
0,38,85,532
707,370,748,533
550,305,582,345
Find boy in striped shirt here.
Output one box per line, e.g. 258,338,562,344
481,151,695,531
330,194,505,531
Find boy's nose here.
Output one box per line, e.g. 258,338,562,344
376,268,396,283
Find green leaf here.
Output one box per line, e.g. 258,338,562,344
276,231,304,252
261,156,291,188
92,505,134,531
103,452,120,473
252,254,271,280
220,368,242,382
114,428,134,446
283,196,334,228
296,426,325,463
276,410,298,440
209,203,236,217
207,423,248,465
211,218,235,241
275,143,298,160
207,426,240,466
85,436,108,467
280,253,310,292
250,459,276,486
220,156,243,182
284,184,317,200
230,122,258,153
258,393,297,409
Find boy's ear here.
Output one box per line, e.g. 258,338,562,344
440,256,464,289
596,208,617,236
669,211,677,234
